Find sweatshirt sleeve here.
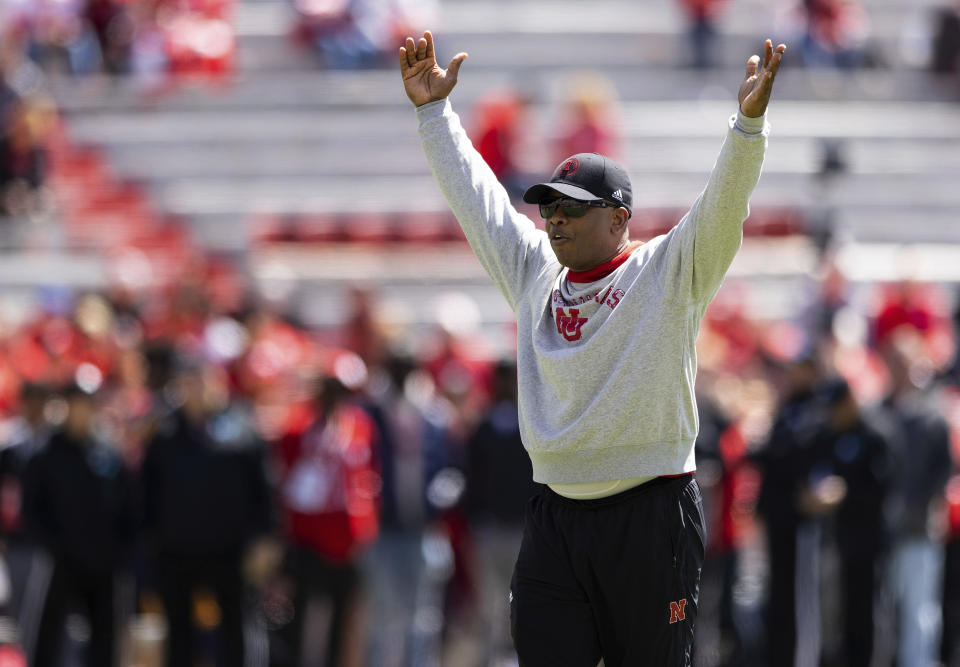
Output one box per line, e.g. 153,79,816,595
417,99,557,310
661,109,768,306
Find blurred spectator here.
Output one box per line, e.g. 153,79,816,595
0,94,53,219
22,381,138,667
126,0,169,89
0,383,51,633
881,331,953,667
1,20,56,221
142,359,274,667
807,378,892,667
463,359,536,666
271,357,380,667
472,90,534,201
363,353,429,667
944,472,960,667
421,296,493,431
342,286,387,368
874,282,935,348
0,0,234,88
793,0,873,68
16,0,104,76
755,355,823,667
694,391,759,666
292,0,436,70
554,72,623,164
84,0,133,75
162,0,235,81
931,0,960,73
676,0,728,68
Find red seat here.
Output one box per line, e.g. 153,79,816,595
341,213,395,243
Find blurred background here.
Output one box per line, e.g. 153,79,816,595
0,0,960,665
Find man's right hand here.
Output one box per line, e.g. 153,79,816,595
399,30,468,107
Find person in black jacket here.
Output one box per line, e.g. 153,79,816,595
756,355,823,667
464,359,538,665
142,360,274,667
806,378,893,667
881,334,954,667
0,383,52,632
23,381,138,667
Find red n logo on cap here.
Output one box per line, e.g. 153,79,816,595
558,158,580,179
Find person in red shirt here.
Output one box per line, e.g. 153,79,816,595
273,355,381,667
472,91,532,201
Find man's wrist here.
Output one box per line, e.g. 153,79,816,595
735,108,766,134
416,98,450,122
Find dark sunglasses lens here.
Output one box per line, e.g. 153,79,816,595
540,202,590,218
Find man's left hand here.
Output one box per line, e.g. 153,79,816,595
738,39,786,118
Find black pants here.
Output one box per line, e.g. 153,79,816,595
34,560,118,667
510,475,705,667
157,552,245,667
839,548,882,667
274,546,360,667
764,519,798,666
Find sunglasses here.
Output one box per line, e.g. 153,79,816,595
539,198,618,219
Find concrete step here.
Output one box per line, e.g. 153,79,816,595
50,68,960,117
94,136,960,180
151,172,959,219
61,100,960,147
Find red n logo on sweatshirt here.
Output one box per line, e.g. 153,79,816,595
668,599,688,624
555,307,588,341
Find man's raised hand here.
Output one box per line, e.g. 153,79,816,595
400,31,468,107
738,39,786,118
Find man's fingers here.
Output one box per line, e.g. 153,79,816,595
447,52,468,79
763,45,786,84
424,30,435,59
745,54,760,78
404,37,417,67
769,44,786,76
760,46,787,94
398,46,408,72
763,39,773,69
416,37,428,60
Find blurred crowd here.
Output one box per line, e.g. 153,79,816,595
0,263,532,666
0,0,236,90
286,0,960,75
0,19,56,221
0,243,955,667
290,0,437,69
0,0,238,223
692,273,960,667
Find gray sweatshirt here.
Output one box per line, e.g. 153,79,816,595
417,98,768,484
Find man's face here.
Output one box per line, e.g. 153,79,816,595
542,193,627,271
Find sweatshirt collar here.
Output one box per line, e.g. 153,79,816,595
566,241,643,283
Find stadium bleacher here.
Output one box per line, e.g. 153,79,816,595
34,0,960,327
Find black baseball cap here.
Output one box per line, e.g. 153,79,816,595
523,153,632,215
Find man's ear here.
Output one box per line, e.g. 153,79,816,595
610,207,630,234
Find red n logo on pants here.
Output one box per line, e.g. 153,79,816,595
668,599,687,624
